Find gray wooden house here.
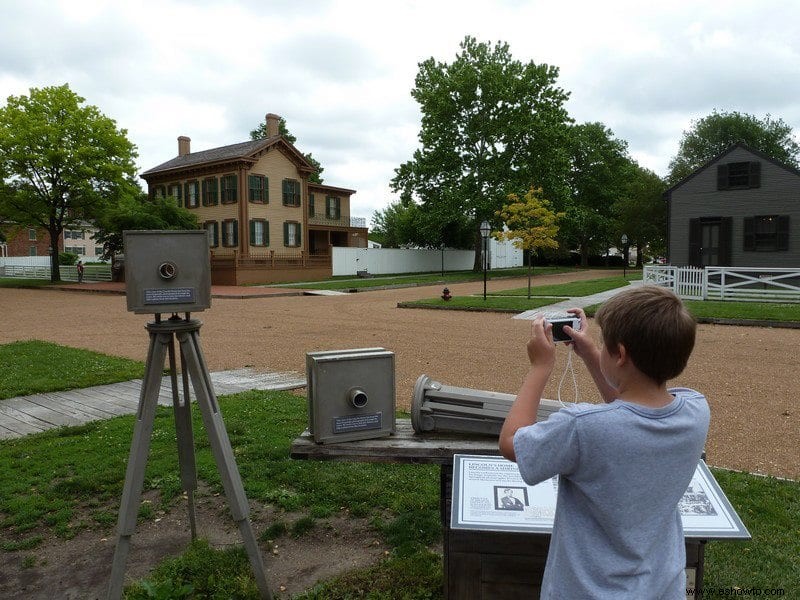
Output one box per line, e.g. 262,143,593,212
663,143,798,267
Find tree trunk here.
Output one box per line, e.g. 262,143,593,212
636,242,643,267
48,226,61,282
527,252,533,299
580,241,589,268
472,229,482,272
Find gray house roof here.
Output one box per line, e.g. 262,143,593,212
141,135,314,179
663,142,800,200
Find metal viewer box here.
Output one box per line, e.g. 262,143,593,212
306,348,396,443
123,230,211,314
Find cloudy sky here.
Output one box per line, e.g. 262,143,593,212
2,0,800,222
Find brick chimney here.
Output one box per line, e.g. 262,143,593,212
265,113,281,138
178,136,191,156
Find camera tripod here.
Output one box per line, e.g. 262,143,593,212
107,314,271,599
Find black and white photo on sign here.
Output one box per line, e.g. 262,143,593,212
495,486,528,511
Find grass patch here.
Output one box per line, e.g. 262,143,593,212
401,296,568,312
493,274,642,297
684,300,800,322
0,340,144,399
279,266,577,290
704,469,800,592
0,278,55,288
582,300,800,322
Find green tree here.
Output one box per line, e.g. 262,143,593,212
391,36,572,270
370,198,473,249
93,193,198,261
0,84,139,281
611,163,666,266
560,122,630,267
250,118,324,184
667,110,800,183
496,187,563,298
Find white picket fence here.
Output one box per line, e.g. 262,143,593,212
0,261,112,282
644,266,800,302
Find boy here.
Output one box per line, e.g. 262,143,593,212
499,285,709,599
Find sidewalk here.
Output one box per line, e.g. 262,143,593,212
513,281,643,320
0,367,306,440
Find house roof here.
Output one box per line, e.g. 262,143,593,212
140,135,315,179
663,141,800,200
308,182,357,195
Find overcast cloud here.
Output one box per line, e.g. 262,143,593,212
2,0,800,222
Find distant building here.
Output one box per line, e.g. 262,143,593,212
664,143,798,267
141,113,368,284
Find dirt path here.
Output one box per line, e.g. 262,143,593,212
1,271,796,479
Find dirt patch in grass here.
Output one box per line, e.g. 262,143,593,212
0,486,388,599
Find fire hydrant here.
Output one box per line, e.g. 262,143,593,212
441,287,452,301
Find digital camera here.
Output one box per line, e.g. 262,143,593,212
543,313,581,343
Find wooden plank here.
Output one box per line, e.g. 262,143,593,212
48,390,132,417
40,392,121,420
3,397,83,428
20,393,113,422
290,419,501,464
0,405,47,434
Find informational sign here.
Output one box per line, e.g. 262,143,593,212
451,455,750,540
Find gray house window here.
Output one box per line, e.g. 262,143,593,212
743,215,789,251
717,161,760,190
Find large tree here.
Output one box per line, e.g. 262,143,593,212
0,84,139,281
391,36,572,270
93,193,199,262
250,118,324,184
611,163,666,266
667,110,800,183
560,122,631,266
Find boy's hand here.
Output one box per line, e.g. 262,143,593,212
527,317,556,370
563,308,593,360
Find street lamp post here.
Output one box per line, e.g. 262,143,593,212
621,233,629,279
480,220,491,300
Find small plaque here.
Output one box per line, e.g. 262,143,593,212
332,412,382,434
144,287,196,305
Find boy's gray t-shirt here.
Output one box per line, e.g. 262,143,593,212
513,388,710,600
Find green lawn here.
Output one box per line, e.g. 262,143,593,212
400,295,568,312
493,274,642,297
0,340,144,399
278,266,578,290
0,278,54,288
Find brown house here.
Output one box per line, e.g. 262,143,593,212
140,113,368,285
0,224,61,258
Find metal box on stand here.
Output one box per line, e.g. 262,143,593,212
306,348,395,443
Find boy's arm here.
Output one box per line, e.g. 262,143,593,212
564,309,618,404
499,318,555,462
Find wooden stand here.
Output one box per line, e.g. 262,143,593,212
107,316,271,600
291,420,706,599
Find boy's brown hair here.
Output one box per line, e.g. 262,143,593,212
595,285,696,385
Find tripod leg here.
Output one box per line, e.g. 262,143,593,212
107,330,171,600
170,339,198,539
178,328,273,600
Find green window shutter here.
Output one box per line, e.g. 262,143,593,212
184,182,190,206
265,220,270,246
294,181,300,206
717,165,728,190
719,217,732,266
264,176,269,203
749,161,761,188
213,222,219,247
249,220,256,245
248,175,256,202
777,215,789,250
297,224,302,247
212,178,218,205
282,180,288,205
743,217,755,251
309,194,315,216
335,198,341,219
688,218,701,266
283,222,289,245
233,219,239,246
